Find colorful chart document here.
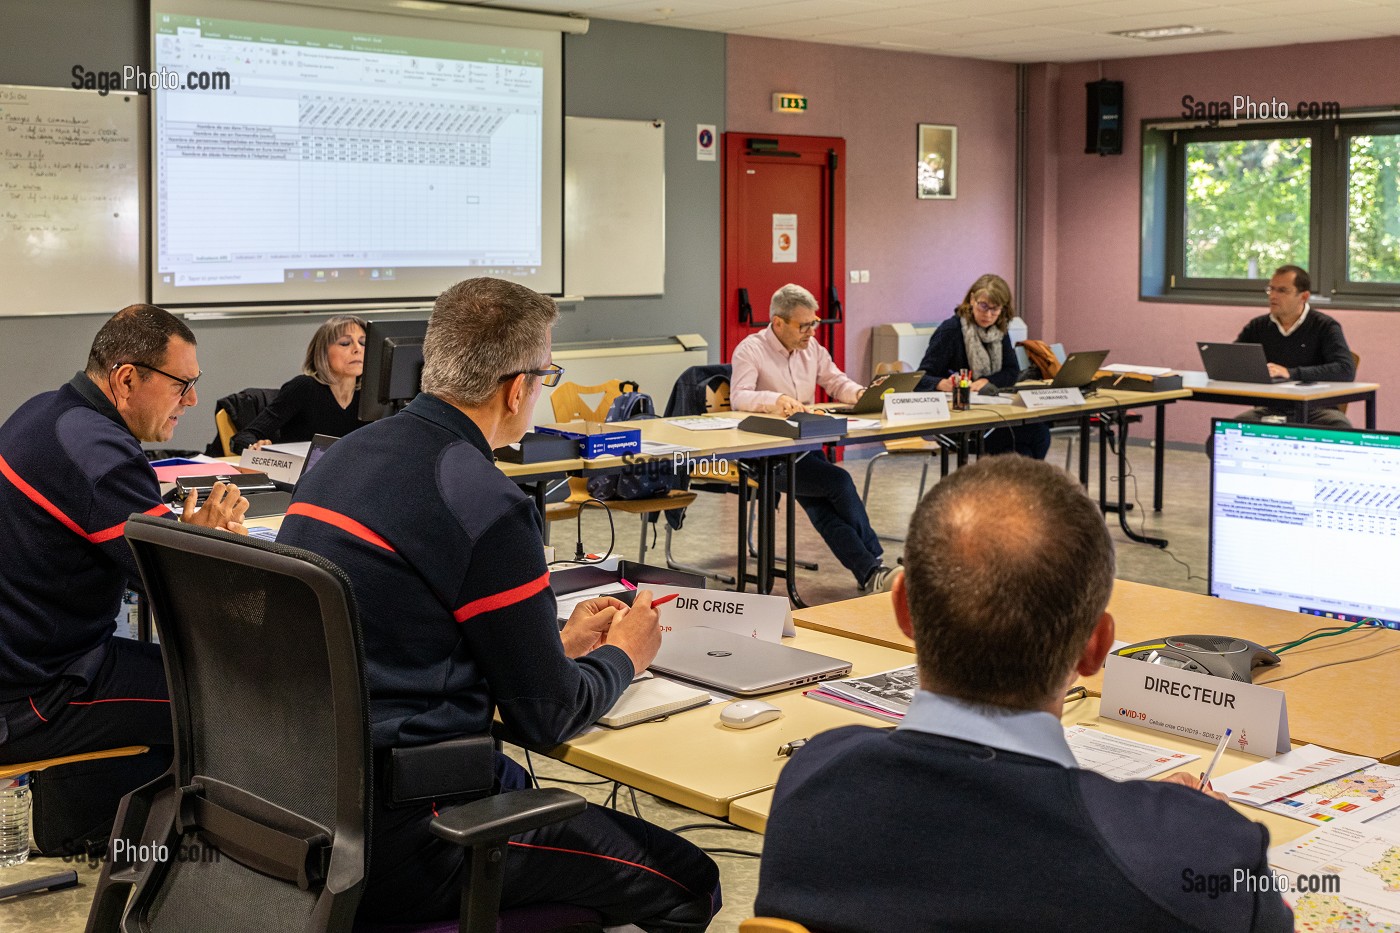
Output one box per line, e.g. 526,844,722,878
1212,745,1377,807
1270,823,1400,930
1260,763,1400,827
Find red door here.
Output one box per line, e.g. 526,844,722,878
721,133,846,372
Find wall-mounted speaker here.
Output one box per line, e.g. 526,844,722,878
1085,80,1124,156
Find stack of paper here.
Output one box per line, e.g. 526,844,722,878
807,666,918,722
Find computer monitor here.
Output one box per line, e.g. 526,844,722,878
1209,418,1400,630
358,318,427,421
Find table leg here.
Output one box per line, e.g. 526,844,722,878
1154,404,1166,512
756,457,776,595
1078,417,1091,487
735,461,750,593
1367,395,1377,430
1098,416,1108,510
1115,412,1167,548
784,453,806,608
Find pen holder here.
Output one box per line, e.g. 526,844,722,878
951,382,971,411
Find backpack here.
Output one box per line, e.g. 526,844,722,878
586,382,671,501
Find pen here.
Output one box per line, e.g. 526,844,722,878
618,579,637,591
651,593,681,607
1199,727,1232,789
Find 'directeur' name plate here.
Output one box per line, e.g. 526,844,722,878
1015,387,1085,410
882,392,949,423
1100,654,1290,757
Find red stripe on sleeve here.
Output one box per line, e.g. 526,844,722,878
285,502,395,552
453,571,550,623
0,453,164,544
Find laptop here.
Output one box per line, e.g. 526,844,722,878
1198,342,1287,384
817,370,926,414
1002,349,1110,393
297,433,341,483
648,626,852,696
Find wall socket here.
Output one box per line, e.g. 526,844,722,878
849,270,870,283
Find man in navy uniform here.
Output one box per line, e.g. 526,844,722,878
281,277,719,929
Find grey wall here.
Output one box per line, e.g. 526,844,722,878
0,7,725,451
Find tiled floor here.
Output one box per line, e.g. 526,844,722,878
3,438,1213,932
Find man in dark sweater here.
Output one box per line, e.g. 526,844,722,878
755,456,1292,932
279,277,719,929
1235,264,1354,427
0,304,248,848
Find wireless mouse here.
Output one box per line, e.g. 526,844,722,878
719,699,782,729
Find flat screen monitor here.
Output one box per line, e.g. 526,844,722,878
359,318,427,421
1209,418,1400,630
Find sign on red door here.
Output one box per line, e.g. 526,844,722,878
721,133,846,372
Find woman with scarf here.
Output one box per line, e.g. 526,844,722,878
914,274,1051,459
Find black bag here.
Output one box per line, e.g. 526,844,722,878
587,382,673,501
30,751,171,858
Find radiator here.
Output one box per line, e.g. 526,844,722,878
535,334,710,424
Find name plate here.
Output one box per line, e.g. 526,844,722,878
882,392,949,423
1100,654,1290,757
239,442,309,484
1015,387,1084,409
657,585,792,640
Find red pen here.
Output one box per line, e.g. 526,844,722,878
651,593,681,607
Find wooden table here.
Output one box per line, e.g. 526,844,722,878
533,629,913,818
1180,370,1379,429
792,581,1400,763
727,695,1316,846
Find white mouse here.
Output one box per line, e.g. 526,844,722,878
719,699,783,729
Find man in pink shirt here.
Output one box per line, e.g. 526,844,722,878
731,284,896,592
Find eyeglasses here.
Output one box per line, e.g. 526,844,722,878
793,320,820,334
974,300,1003,314
1263,286,1296,295
118,361,202,399
499,362,565,387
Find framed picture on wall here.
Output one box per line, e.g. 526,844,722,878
917,124,957,199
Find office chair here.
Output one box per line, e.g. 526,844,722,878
546,379,695,564
86,516,597,933
1338,351,1361,416
205,387,279,456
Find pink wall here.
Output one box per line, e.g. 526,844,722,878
726,36,1018,381
1035,37,1400,444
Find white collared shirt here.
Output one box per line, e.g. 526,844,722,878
895,689,1079,769
1271,302,1310,337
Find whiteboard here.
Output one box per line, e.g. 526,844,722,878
564,116,665,298
0,85,146,317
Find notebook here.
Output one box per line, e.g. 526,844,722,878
648,626,852,697
597,678,711,728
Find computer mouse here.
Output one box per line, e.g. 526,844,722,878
719,699,782,729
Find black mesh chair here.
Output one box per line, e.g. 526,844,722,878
86,515,595,933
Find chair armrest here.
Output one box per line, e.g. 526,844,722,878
429,788,586,849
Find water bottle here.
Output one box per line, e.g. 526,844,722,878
0,773,31,866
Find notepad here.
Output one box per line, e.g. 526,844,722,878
597,678,711,729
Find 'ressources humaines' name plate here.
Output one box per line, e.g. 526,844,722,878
1015,387,1085,410
1100,654,1290,757
882,392,949,422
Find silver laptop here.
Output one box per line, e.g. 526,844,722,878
1198,342,1287,384
818,370,926,414
648,626,852,696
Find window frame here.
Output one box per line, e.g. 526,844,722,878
1142,111,1400,309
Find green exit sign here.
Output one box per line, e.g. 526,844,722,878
772,93,808,113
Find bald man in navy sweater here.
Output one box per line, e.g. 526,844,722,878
756,456,1291,932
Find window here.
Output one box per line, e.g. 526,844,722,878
1142,116,1400,306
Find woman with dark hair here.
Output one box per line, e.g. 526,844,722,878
230,314,368,453
915,274,1050,459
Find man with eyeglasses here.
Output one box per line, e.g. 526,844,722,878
280,277,720,930
731,283,896,593
0,303,249,852
1234,264,1355,428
